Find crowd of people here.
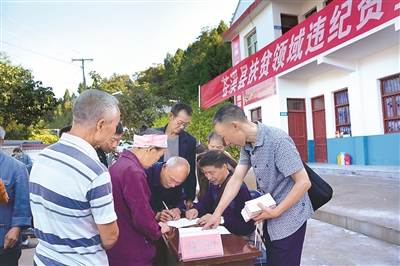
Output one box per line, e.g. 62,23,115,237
0,89,313,266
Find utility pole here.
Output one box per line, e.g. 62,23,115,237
72,58,93,90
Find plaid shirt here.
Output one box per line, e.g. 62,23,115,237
239,122,313,241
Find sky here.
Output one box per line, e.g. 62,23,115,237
0,0,239,98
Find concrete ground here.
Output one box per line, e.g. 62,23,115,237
302,219,400,265
19,237,37,266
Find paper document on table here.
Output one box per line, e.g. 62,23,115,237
166,218,199,228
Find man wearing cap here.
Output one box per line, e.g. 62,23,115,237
156,102,197,210
144,156,189,222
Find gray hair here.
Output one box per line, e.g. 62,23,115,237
0,126,5,139
73,89,119,126
165,156,190,175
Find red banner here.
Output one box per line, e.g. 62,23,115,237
201,0,400,109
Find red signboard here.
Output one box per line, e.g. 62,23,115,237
243,76,276,106
200,0,400,109
231,35,241,66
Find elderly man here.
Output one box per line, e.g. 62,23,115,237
203,104,312,266
145,156,189,222
96,121,123,168
156,102,197,209
29,90,120,265
0,126,32,265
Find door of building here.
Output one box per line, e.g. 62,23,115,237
287,99,308,162
312,95,327,163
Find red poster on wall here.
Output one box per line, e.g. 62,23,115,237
200,0,400,109
231,35,241,66
243,76,276,106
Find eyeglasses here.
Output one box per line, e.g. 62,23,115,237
175,118,190,128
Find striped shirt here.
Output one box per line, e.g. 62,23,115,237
30,133,117,266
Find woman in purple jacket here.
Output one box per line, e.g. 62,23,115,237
107,128,170,266
186,150,255,236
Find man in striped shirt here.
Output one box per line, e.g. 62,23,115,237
30,90,120,265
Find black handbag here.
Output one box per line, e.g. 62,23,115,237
303,162,333,211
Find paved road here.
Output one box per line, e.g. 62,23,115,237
19,237,37,266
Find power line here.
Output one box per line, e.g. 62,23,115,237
0,14,91,58
1,40,72,64
2,29,72,60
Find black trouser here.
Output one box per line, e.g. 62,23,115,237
0,249,22,266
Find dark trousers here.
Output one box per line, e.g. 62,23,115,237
0,249,22,266
264,221,307,266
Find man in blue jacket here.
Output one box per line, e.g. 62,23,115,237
0,126,32,265
156,102,196,210
12,147,33,174
145,157,189,222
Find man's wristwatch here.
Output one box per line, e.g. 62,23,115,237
220,216,225,225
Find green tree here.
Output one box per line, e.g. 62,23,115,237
200,21,232,84
29,120,58,144
46,89,75,129
84,71,167,139
163,21,231,103
162,49,184,101
118,21,231,105
0,53,57,139
118,85,167,140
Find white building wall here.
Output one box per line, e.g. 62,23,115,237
276,78,309,133
308,70,349,139
299,0,326,22
255,5,275,50
234,1,399,141
263,44,399,140
357,45,400,136
271,1,303,39
244,94,280,128
238,4,275,59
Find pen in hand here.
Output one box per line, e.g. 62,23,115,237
162,201,174,221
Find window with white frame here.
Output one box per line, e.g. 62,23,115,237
246,30,258,56
381,74,400,133
334,89,351,136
